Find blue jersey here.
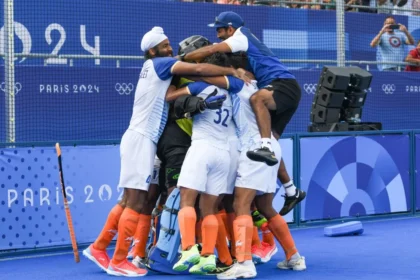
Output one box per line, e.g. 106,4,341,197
224,27,295,88
128,57,179,144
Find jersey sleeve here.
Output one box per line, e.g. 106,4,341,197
152,57,179,80
224,29,249,53
186,81,210,96
226,76,244,94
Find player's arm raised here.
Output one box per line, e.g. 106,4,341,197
182,42,232,63
171,61,249,83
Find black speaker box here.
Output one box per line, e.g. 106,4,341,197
319,66,351,91
347,66,372,91
314,87,346,108
308,122,350,132
310,104,341,124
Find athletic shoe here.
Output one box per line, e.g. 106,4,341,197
252,242,278,264
246,147,278,166
277,255,306,271
132,256,147,269
82,244,110,272
217,261,257,280
107,259,148,277
207,259,235,275
172,244,200,272
189,254,216,274
279,190,306,216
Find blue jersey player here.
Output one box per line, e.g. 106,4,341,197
182,12,306,217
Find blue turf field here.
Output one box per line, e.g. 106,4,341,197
1,216,420,280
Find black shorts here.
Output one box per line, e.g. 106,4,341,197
157,119,191,190
265,78,301,136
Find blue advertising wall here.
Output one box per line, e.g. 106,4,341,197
0,145,121,250
299,133,411,221
1,67,420,142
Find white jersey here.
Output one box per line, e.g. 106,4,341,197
226,76,260,151
128,57,179,144
186,82,232,150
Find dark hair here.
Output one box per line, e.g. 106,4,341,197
145,46,159,59
227,52,248,69
202,52,230,67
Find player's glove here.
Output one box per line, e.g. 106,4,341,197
201,89,226,110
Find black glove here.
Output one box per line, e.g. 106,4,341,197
201,89,226,110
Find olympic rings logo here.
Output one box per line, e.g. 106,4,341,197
0,82,23,95
115,83,134,95
382,84,396,94
303,83,317,95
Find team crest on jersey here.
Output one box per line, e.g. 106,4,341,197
389,36,401,48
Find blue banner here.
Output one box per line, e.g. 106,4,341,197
299,134,411,221
0,145,121,250
0,139,294,250
2,67,420,142
11,66,137,142
2,1,420,68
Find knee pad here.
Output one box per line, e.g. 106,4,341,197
147,188,186,274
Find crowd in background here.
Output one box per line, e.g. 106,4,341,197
181,0,420,15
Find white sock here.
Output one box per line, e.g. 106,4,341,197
261,138,273,151
283,180,297,197
243,260,254,266
290,252,301,262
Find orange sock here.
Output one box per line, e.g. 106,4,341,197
133,214,151,258
218,210,230,241
251,226,261,248
261,222,275,246
226,212,236,257
196,218,203,244
216,214,233,265
201,215,219,256
111,207,139,264
93,204,123,251
178,206,197,250
268,214,297,260
233,215,253,262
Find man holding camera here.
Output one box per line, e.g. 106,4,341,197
370,16,415,71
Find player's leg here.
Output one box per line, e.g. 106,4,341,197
189,193,221,274
107,130,154,277
271,108,306,216
247,88,279,166
190,147,231,275
214,199,234,272
173,143,206,271
83,191,127,271
254,193,306,271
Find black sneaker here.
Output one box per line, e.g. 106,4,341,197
246,147,278,166
279,190,306,216
206,259,234,275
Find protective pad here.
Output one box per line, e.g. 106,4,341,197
147,188,188,275
324,221,364,237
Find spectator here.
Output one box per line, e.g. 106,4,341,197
405,40,420,71
377,0,394,13
392,0,413,15
370,16,415,71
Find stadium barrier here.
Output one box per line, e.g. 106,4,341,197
0,130,419,251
